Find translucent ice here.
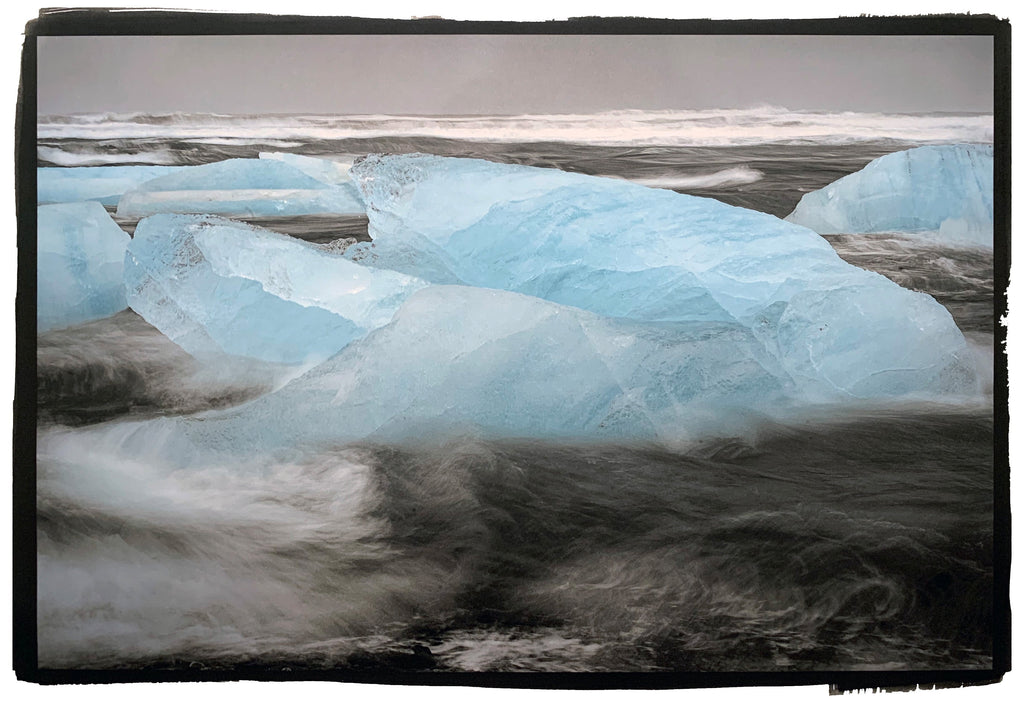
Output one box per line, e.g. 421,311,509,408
117,157,365,218
131,285,792,461
348,153,976,398
123,157,329,191
258,152,354,185
38,165,184,207
785,144,993,248
123,214,427,364
38,202,130,332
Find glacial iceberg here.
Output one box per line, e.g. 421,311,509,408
38,165,184,207
785,144,993,248
38,202,130,332
117,158,365,218
348,153,976,398
123,214,427,364
126,285,792,462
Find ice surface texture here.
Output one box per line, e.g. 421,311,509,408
38,165,184,207
128,285,791,462
348,153,976,399
785,144,993,248
38,202,130,332
123,214,426,364
116,158,364,218
257,152,354,185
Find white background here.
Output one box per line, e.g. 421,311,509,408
2,2,1019,704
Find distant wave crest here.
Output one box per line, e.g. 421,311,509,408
37,145,180,166
622,166,765,190
37,108,994,147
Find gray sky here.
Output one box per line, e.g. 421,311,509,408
37,34,994,115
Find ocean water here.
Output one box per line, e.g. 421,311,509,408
34,110,996,673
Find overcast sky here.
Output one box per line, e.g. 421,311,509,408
37,34,993,116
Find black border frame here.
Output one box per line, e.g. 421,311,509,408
13,8,1012,692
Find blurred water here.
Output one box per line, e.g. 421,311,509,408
48,133,914,217
34,127,995,672
36,420,993,671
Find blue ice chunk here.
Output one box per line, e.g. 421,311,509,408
117,187,365,219
785,144,993,248
139,285,793,460
38,165,185,207
348,153,977,399
38,202,130,332
117,158,365,218
125,158,328,191
123,214,427,365
258,152,354,185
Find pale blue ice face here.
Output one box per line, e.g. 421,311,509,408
37,201,130,332
257,152,354,185
38,165,185,207
116,157,365,218
348,153,977,399
126,284,794,465
123,213,426,365
785,144,993,248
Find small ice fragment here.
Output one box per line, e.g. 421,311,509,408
37,201,131,332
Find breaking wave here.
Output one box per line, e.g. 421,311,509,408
38,108,994,146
